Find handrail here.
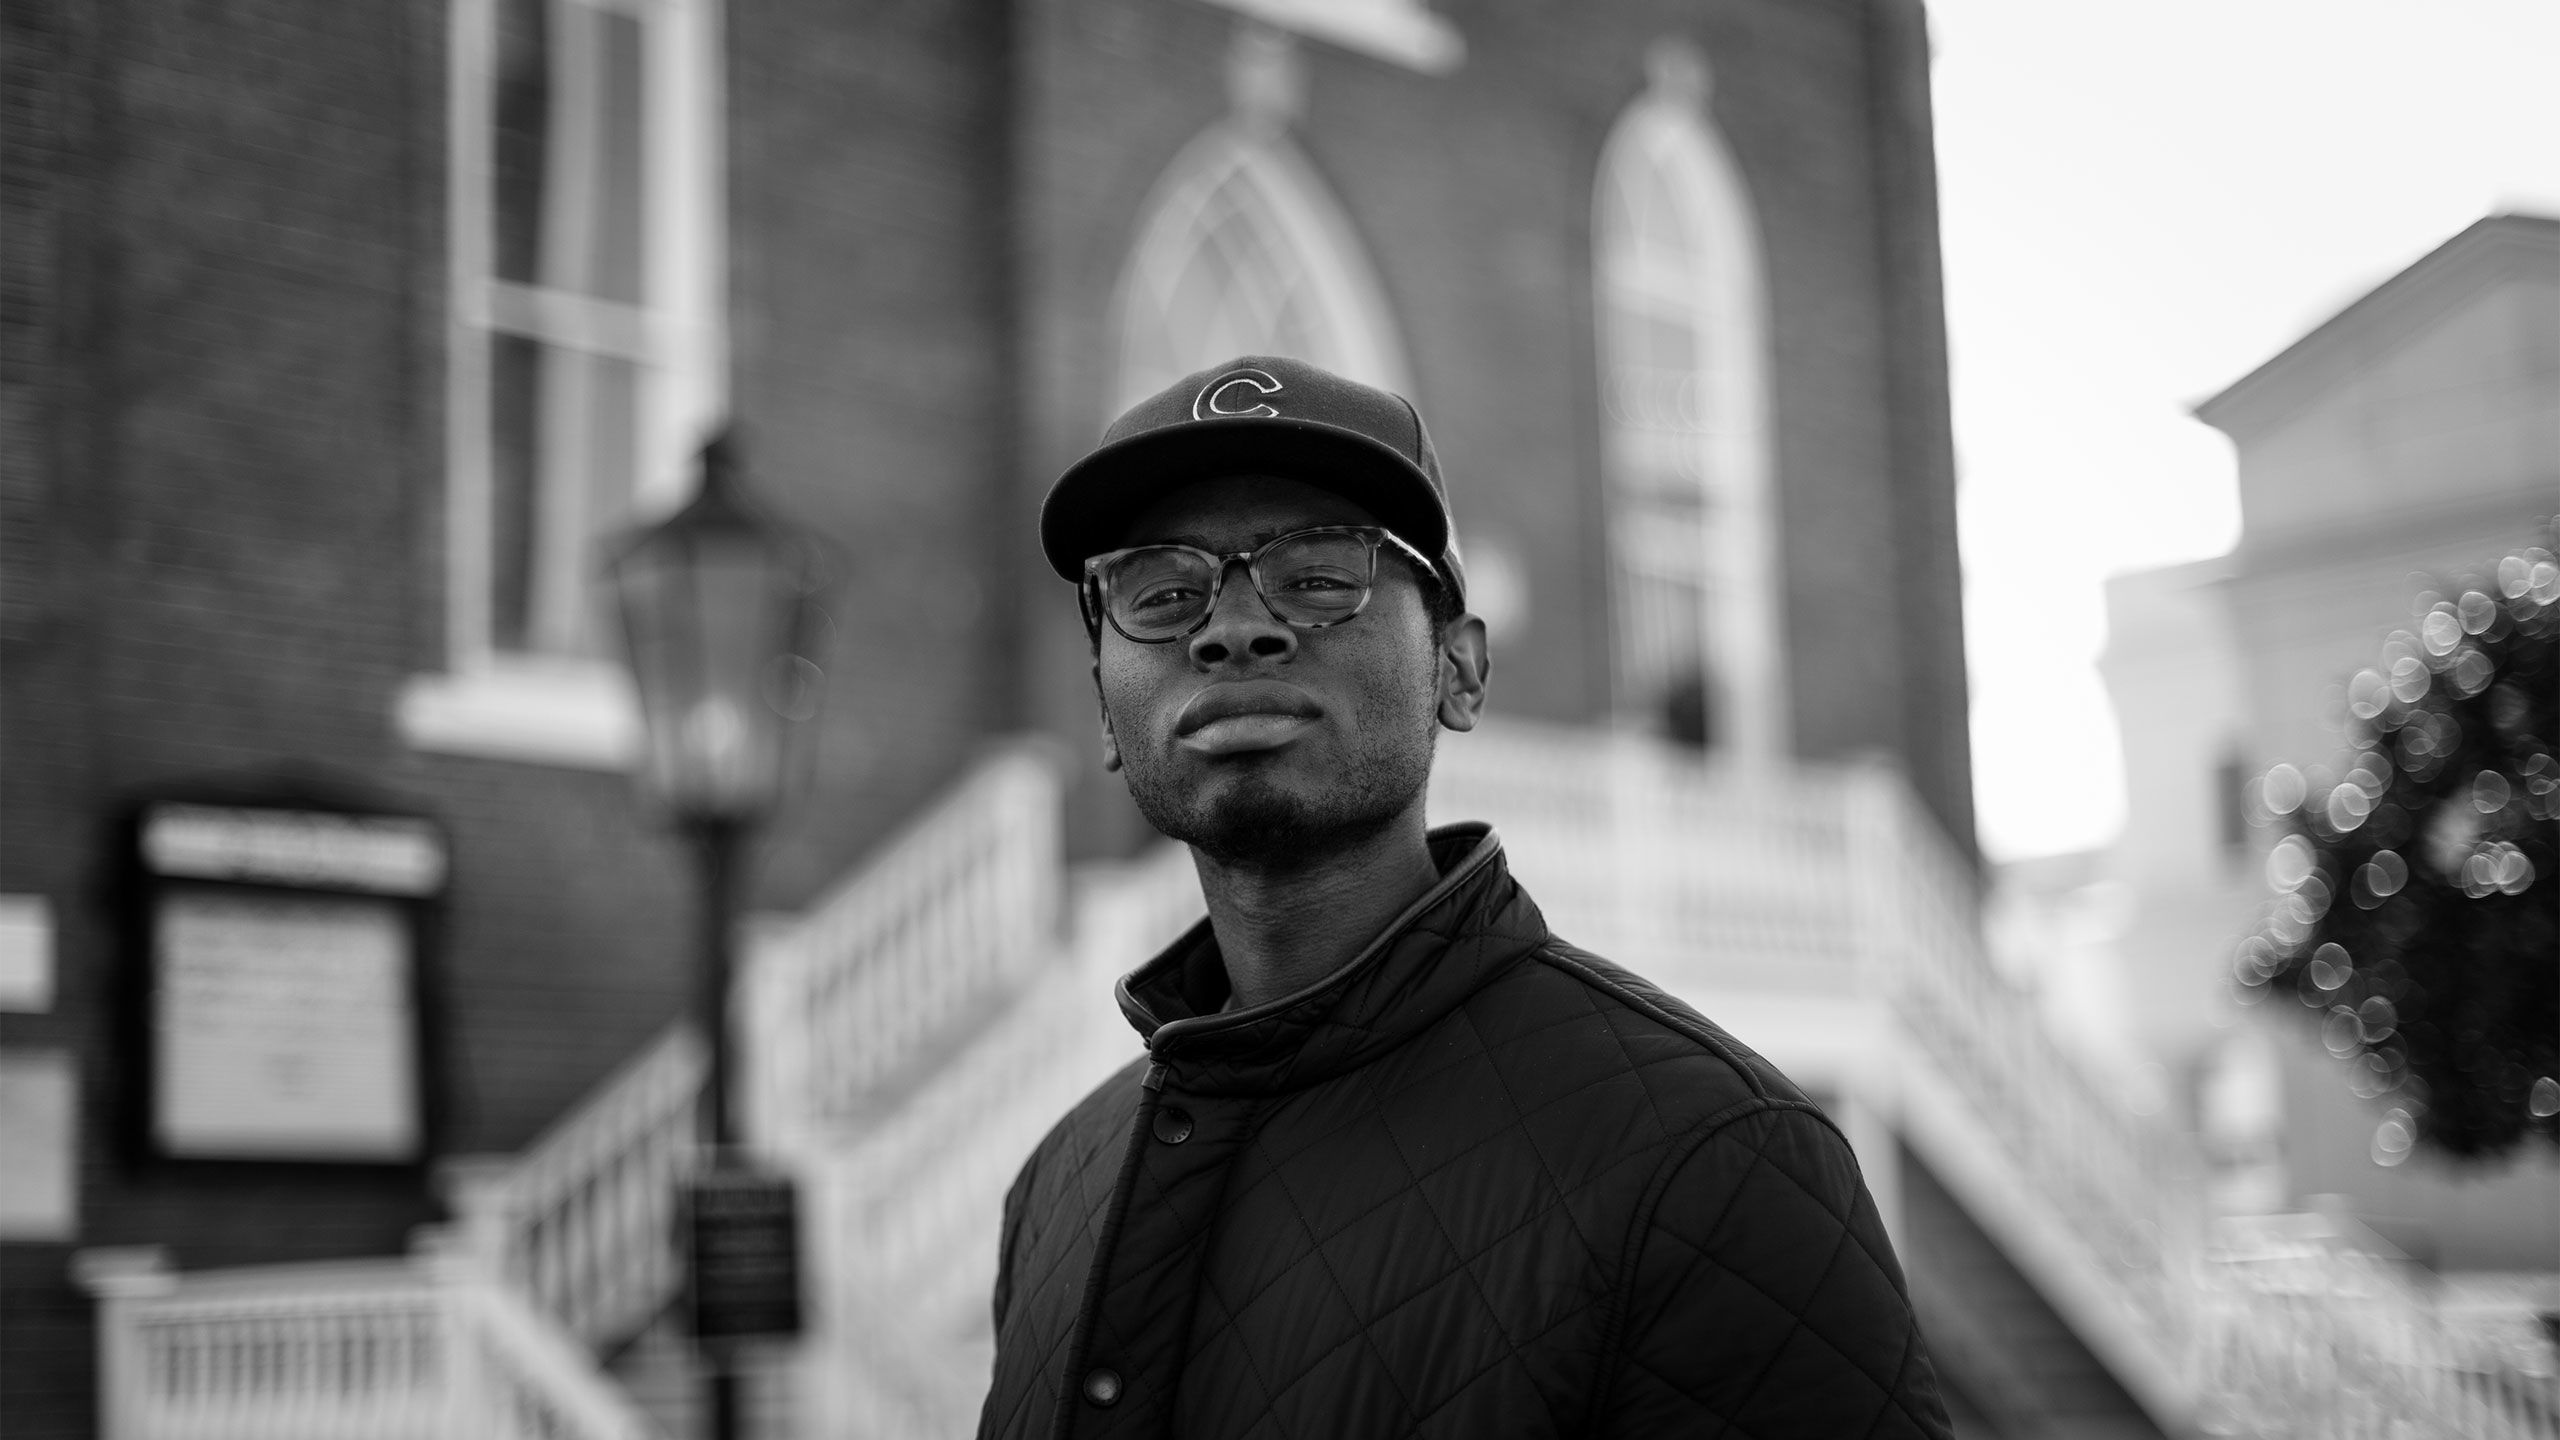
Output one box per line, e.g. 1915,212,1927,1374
440,1025,706,1352
746,744,1065,1147
1429,726,1864,987
2201,1212,2560,1439
1068,837,1207,978
74,1243,659,1440
1851,764,2204,1416
139,724,2547,1440
452,1254,669,1440
1435,719,2560,1436
806,954,1143,1435
433,744,1067,1360
796,847,1181,1439
1443,722,2201,1404
1433,721,2203,1414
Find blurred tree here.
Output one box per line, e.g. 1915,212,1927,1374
2235,542,2560,1164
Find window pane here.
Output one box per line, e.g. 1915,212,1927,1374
492,0,550,286
489,333,543,650
1598,120,1721,737
589,9,646,303
488,338,641,656
580,352,641,575
497,0,648,301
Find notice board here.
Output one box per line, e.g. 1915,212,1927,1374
136,803,445,1164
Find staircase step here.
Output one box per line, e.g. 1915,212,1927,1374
1899,1142,2164,1437
608,1313,704,1440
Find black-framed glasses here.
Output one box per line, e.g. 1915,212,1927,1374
1081,525,1440,644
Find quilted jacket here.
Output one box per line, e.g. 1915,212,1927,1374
977,824,1952,1440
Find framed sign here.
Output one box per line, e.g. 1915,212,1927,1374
687,1166,805,1348
134,803,446,1164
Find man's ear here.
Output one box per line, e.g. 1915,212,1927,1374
1091,660,1123,772
1435,613,1491,733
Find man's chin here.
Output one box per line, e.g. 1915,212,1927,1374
1119,717,1436,868
1152,777,1316,866
1127,764,1359,868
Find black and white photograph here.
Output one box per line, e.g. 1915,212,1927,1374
2,0,2555,1436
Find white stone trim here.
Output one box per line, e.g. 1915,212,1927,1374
1199,0,1463,75
396,658,641,770
0,895,54,1013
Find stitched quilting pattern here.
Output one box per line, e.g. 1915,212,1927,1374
976,830,1951,1440
1602,1108,1949,1439
978,1057,1148,1440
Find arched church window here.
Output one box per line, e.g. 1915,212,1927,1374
1593,43,1781,757
1112,117,1409,415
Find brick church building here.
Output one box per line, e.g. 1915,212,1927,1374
0,1,2322,1437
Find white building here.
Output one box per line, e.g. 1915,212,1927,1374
2096,214,2560,1267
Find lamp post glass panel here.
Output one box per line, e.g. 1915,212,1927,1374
612,433,825,826
608,432,821,1425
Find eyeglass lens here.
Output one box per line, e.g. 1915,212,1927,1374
1103,531,1375,640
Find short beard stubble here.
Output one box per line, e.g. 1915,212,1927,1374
1117,665,1442,871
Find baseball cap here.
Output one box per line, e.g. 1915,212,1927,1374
1040,355,1466,607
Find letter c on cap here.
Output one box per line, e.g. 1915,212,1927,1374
1193,368,1283,421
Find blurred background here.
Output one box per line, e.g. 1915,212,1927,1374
1,0,2552,1437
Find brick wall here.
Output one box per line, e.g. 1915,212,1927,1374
2,0,106,1422
1017,0,1975,854
0,0,1972,1428
0,4,710,1429
724,0,1024,906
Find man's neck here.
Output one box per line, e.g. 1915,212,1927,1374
1191,807,1445,1012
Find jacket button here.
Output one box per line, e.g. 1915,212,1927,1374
1152,1106,1193,1144
1083,1368,1123,1407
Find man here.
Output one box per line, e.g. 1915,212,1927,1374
979,356,1951,1439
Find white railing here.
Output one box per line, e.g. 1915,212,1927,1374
803,859,1165,1440
1431,726,1863,990
76,1242,659,1440
1068,836,1208,978
2200,1213,2560,1439
440,1025,707,1352
1434,720,2204,1416
747,744,1065,1147
1853,764,2205,1415
1437,719,2560,1435
806,967,1135,1437
428,743,1068,1369
92,725,2550,1440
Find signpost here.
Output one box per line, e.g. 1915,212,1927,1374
611,435,829,1440
686,1167,804,1350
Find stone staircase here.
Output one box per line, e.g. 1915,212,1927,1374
77,727,2560,1439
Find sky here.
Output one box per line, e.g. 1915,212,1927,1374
1925,0,2560,861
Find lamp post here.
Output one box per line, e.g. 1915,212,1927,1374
608,431,824,1440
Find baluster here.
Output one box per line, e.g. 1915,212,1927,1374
306,1310,330,1419
155,1320,182,1413
576,1170,604,1340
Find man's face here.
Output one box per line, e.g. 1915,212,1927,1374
1095,474,1454,868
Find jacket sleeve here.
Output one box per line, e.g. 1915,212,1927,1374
1598,1103,1953,1439
988,1148,1037,1334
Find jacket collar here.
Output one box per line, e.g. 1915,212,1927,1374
1115,824,1551,1096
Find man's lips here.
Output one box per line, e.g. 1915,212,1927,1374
1174,680,1323,738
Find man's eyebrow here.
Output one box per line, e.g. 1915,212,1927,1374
1138,529,1291,552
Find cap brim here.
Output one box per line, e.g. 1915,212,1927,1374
1041,418,1451,582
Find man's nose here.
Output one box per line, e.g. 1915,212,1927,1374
1188,562,1297,669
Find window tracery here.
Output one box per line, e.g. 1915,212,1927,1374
1594,45,1781,755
